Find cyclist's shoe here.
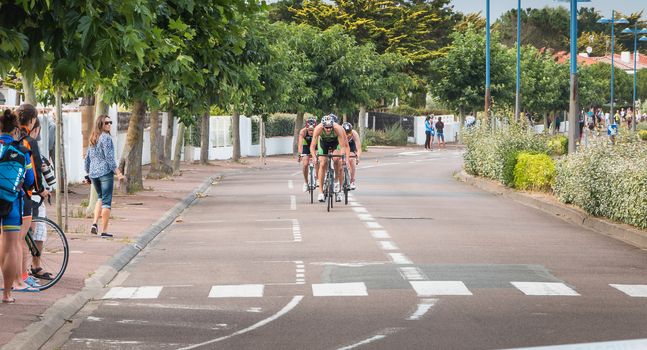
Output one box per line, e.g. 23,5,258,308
335,193,342,202
334,182,340,193
100,232,114,238
90,224,98,235
350,182,356,190
317,193,325,202
24,276,42,288
303,183,309,192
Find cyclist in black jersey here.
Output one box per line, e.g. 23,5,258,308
297,117,317,192
342,122,361,190
310,115,349,202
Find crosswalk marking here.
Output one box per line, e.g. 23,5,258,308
410,281,473,296
312,282,368,297
388,253,413,264
102,286,163,299
209,284,265,298
511,282,579,296
609,284,647,297
399,267,426,281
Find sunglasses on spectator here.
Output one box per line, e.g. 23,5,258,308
104,121,113,125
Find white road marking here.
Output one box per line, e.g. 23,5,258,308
511,282,579,296
410,281,473,296
256,219,293,222
349,202,361,207
399,267,426,281
503,338,647,349
352,207,368,213
290,195,296,210
365,221,383,229
70,250,85,254
292,219,302,242
337,328,403,350
609,284,647,297
378,241,399,251
388,253,413,265
86,316,102,322
371,230,391,239
312,282,368,297
178,296,304,350
208,284,264,298
407,299,438,320
357,214,374,221
102,286,163,300
288,180,294,189
262,227,292,230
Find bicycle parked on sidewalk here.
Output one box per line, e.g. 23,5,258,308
25,199,69,290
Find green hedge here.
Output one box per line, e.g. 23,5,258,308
364,123,408,146
513,152,556,191
553,141,647,229
639,130,647,141
547,135,568,156
251,114,296,144
462,123,549,183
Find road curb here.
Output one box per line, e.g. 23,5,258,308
2,175,217,350
454,170,647,250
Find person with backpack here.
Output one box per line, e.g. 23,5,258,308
1,109,36,303
16,104,49,287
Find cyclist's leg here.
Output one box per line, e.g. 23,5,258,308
350,152,357,183
301,146,309,185
317,142,328,193
333,149,343,188
17,196,33,288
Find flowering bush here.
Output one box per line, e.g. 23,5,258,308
463,123,549,183
547,135,568,156
513,152,555,191
553,140,647,229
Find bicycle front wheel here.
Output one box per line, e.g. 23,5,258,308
28,217,69,291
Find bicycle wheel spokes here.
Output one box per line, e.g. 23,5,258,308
30,217,69,290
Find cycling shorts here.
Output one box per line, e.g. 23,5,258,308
348,140,357,153
317,139,340,155
1,197,23,232
302,145,312,156
22,194,35,218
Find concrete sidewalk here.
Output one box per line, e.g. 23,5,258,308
0,156,294,348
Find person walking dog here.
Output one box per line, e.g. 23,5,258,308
84,115,125,238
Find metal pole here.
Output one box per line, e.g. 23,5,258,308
610,10,615,120
485,0,491,126
633,23,638,131
568,0,578,153
515,0,521,122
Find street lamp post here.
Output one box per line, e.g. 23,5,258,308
598,12,629,124
557,0,591,153
515,0,521,122
621,25,647,131
485,0,491,126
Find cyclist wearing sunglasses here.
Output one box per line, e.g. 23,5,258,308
310,114,349,203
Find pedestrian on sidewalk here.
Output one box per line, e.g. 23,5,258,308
84,115,125,238
435,116,445,148
1,109,36,303
424,115,434,150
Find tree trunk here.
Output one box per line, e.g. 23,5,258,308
173,123,185,174
80,96,95,149
146,108,163,179
21,74,36,105
54,88,63,227
259,118,266,165
200,111,210,165
232,111,241,161
94,86,109,116
358,106,366,141
343,113,348,123
119,100,146,193
292,111,304,154
157,107,174,176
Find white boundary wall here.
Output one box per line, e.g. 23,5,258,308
44,110,293,183
413,115,460,144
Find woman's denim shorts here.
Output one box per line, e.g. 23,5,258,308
92,172,114,209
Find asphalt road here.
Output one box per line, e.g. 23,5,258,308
47,148,647,350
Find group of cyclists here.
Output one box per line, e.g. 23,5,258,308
296,114,361,203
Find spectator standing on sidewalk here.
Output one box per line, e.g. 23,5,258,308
435,117,445,148
424,115,434,150
85,115,125,238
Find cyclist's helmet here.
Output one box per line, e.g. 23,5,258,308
321,115,334,128
306,117,317,129
330,114,339,124
342,122,353,134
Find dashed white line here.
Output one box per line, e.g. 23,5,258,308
338,335,386,350
371,230,391,239
312,282,368,297
357,214,374,221
365,222,383,229
102,286,163,300
399,267,426,281
388,253,413,265
511,282,579,296
378,241,399,251
407,299,437,320
288,180,294,189
609,284,647,297
292,219,302,242
352,207,368,213
208,284,265,298
410,281,473,296
290,195,296,210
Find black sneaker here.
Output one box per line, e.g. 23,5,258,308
90,224,98,235
100,232,113,238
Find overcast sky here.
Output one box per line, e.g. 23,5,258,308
449,0,644,20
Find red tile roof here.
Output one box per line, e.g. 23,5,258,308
555,52,647,71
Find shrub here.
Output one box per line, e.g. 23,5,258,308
462,123,550,183
513,153,556,191
547,135,568,156
639,130,647,141
502,150,521,187
364,123,408,146
553,140,647,229
265,114,295,137
637,122,647,131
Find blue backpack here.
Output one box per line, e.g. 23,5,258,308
0,140,28,216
